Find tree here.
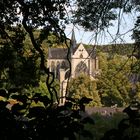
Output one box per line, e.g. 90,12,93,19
74,0,117,31
0,88,94,140
133,82,140,101
0,0,70,101
97,52,133,107
0,1,96,140
133,16,140,59
73,0,140,31
68,74,101,106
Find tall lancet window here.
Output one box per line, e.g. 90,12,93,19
61,61,69,70
51,61,55,72
56,61,60,79
75,61,89,77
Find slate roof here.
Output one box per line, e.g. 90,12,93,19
86,48,96,58
48,45,96,59
48,48,69,59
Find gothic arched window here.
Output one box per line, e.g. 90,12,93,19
61,60,69,70
51,61,55,73
61,61,66,69
75,61,89,77
56,61,60,79
65,69,70,80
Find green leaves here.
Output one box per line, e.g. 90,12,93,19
0,89,8,98
32,93,51,106
0,89,94,140
74,0,118,31
68,74,102,106
97,52,133,107
79,97,93,104
73,0,140,32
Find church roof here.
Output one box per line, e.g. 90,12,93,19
86,48,96,58
48,48,69,59
48,45,96,59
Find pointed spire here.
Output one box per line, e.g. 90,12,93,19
70,28,76,50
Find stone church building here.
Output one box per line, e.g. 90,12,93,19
47,30,99,105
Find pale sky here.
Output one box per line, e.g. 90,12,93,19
65,12,137,45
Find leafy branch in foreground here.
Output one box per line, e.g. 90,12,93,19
0,88,94,140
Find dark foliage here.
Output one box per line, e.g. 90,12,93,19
0,0,70,102
0,1,95,140
73,0,140,31
132,16,140,60
0,89,94,140
74,0,117,31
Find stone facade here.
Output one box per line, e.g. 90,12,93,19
47,30,99,105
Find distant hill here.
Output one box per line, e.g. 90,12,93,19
96,43,135,56
0,28,135,57
83,43,135,56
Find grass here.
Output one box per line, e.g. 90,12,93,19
81,112,126,140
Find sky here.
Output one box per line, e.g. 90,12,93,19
64,12,137,45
